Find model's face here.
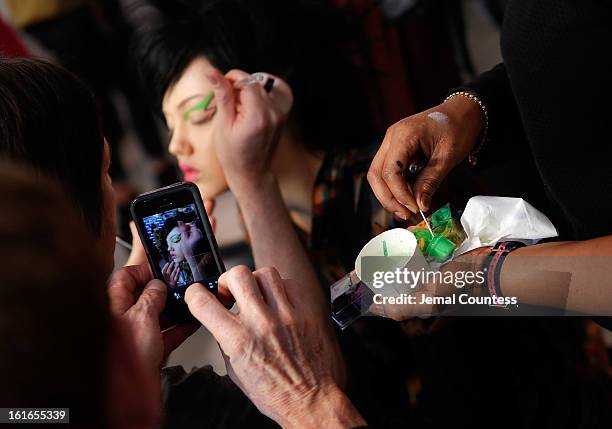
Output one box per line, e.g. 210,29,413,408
162,57,227,199
99,141,117,274
166,226,185,262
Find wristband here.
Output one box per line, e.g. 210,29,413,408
483,241,525,308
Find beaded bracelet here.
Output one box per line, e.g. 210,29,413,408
444,91,489,166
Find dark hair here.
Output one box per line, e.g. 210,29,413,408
0,57,105,234
0,162,109,427
134,0,374,152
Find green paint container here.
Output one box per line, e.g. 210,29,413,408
426,234,456,262
431,206,452,232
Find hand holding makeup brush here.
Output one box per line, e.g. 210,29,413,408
206,68,293,192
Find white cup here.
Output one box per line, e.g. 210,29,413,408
355,228,429,296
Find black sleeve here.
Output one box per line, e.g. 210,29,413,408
160,365,279,429
450,63,523,156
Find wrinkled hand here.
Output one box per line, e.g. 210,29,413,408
206,69,293,190
185,266,364,429
108,264,198,372
367,96,484,218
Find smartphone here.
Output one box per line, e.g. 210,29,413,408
130,182,225,324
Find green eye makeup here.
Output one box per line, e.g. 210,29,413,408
169,233,182,243
182,92,215,121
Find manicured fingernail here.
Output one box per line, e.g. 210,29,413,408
394,211,407,220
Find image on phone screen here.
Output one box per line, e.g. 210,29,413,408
141,202,220,302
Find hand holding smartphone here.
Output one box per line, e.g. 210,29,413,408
131,182,225,324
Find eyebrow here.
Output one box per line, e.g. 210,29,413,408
182,92,215,120
177,93,209,110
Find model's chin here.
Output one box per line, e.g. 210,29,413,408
193,178,227,200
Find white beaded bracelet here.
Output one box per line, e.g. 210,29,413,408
444,91,489,166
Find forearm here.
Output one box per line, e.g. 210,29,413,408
231,173,321,291
231,174,346,384
500,235,612,315
186,257,202,281
279,385,366,429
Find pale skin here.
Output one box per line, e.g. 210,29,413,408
160,57,346,384
367,96,612,319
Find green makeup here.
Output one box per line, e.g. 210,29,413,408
182,92,215,121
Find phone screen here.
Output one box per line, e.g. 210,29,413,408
141,201,221,304
131,183,225,325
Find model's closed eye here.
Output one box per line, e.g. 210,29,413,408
188,106,217,125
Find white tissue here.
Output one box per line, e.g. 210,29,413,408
455,196,558,256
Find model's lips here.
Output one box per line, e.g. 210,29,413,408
179,164,201,182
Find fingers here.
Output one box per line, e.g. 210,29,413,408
227,69,293,121
204,198,215,215
252,267,293,321
227,69,281,126
129,221,139,241
162,261,172,278
134,279,167,317
379,135,420,213
177,220,188,235
204,199,216,231
108,264,155,315
226,69,251,84
413,150,453,212
126,221,147,266
368,134,412,219
217,266,268,317
369,117,442,215
171,263,180,282
206,69,235,125
239,80,271,116
185,282,241,349
367,171,411,220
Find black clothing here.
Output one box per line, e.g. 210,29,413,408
463,1,612,241
410,2,612,429
161,366,278,429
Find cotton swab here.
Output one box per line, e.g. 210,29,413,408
419,209,435,238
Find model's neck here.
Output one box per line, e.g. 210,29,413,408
271,126,324,233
